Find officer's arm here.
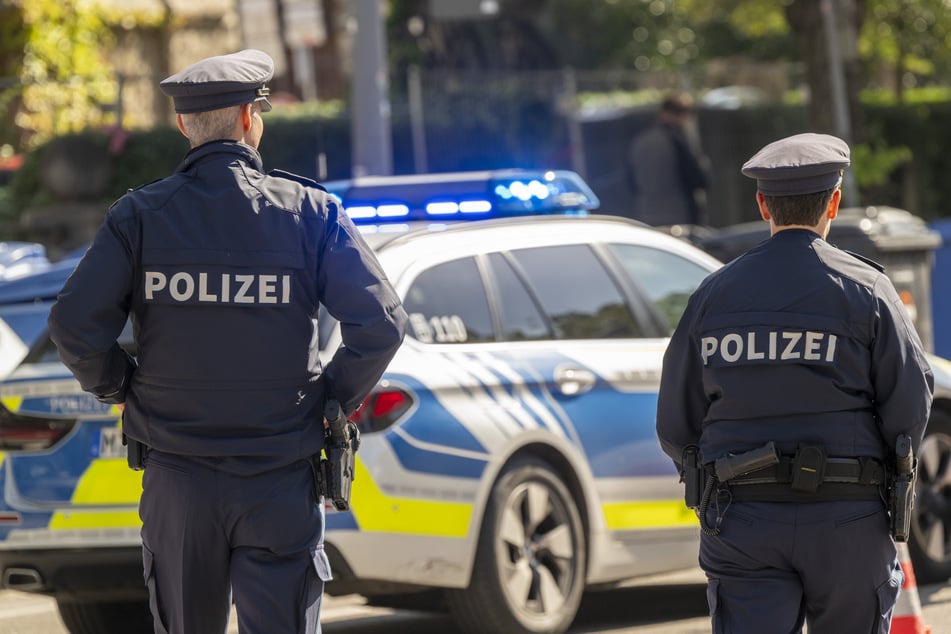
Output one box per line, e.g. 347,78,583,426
870,276,934,451
48,212,136,404
656,295,708,467
317,200,408,414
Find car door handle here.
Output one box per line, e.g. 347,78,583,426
554,365,596,396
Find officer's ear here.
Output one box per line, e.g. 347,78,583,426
756,192,771,222
176,114,188,139
827,188,841,221
241,103,253,132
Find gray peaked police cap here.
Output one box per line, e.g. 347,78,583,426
741,133,851,196
160,49,274,114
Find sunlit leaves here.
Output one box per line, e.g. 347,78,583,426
4,0,118,148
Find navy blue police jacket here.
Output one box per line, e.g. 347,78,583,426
656,228,934,469
48,141,408,472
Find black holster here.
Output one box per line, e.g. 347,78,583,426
682,445,703,509
888,434,916,542
318,399,360,511
122,433,147,471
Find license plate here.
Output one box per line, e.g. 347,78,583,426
93,426,127,459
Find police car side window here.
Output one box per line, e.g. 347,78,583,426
486,253,552,341
511,245,641,339
607,243,711,331
403,257,495,344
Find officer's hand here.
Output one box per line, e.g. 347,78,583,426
117,403,125,412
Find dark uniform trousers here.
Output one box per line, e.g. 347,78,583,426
701,500,903,634
140,451,332,634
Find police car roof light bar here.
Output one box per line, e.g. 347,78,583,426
325,169,600,224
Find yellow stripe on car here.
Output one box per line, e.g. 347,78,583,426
50,509,141,529
1,396,22,412
351,458,473,537
50,459,143,529
602,500,698,530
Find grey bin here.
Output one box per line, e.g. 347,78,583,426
693,206,942,353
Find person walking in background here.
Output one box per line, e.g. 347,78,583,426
47,49,408,634
627,92,708,226
655,133,933,633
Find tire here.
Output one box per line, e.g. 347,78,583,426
446,456,586,634
56,597,153,634
910,409,951,583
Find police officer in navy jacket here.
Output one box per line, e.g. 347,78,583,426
48,49,407,634
656,133,933,633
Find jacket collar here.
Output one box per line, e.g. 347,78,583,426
176,140,264,174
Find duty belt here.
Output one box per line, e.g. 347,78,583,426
729,456,885,486
724,456,885,503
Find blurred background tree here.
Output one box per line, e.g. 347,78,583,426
0,0,117,150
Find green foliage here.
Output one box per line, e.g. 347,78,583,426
864,100,951,219
3,0,118,150
546,0,702,71
263,99,346,120
108,127,186,197
861,0,951,93
5,140,46,211
862,86,951,106
852,143,912,189
577,89,667,111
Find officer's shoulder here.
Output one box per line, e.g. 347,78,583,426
841,249,885,272
266,169,328,193
814,240,886,286
108,175,181,214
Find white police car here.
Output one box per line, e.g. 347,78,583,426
1,170,951,634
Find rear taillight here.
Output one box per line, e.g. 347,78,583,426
0,406,75,451
349,383,414,433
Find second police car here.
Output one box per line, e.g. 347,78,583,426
1,169,951,634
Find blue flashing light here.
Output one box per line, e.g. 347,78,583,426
346,205,377,219
326,169,599,226
377,204,410,218
426,201,459,216
459,200,492,214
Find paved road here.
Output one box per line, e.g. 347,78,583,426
2,568,949,633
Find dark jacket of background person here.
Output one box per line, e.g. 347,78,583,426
627,94,708,226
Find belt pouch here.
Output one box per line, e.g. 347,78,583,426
791,445,826,492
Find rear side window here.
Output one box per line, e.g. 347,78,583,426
607,243,711,331
487,253,551,341
403,257,494,344
511,245,641,339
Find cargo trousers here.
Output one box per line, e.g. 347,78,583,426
701,499,902,634
139,451,333,634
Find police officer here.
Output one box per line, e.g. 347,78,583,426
656,133,934,633
47,50,408,634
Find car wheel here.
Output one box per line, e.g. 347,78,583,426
910,410,951,583
56,597,153,634
446,456,586,634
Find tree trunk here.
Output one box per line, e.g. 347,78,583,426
314,0,348,100
785,0,866,144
